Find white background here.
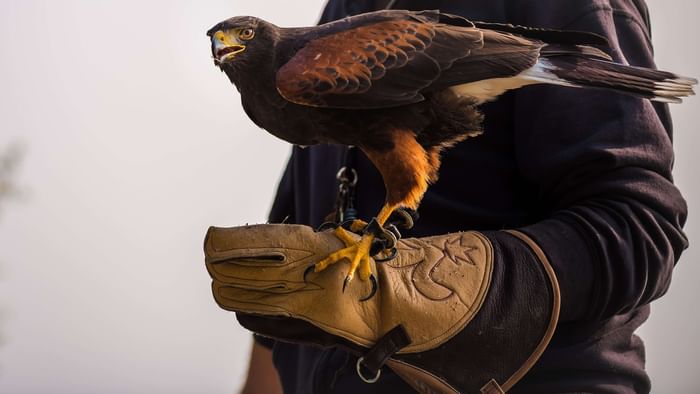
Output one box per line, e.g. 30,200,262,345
0,0,697,392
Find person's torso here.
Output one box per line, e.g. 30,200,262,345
268,1,654,392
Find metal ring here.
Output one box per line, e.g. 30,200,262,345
383,224,401,245
356,357,381,384
378,228,397,250
336,166,358,186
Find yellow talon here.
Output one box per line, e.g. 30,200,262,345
315,204,397,291
315,231,375,284
332,226,358,246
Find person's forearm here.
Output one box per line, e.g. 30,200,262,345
240,341,282,394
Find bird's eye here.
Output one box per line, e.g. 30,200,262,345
239,28,255,40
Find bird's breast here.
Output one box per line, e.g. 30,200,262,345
240,89,325,146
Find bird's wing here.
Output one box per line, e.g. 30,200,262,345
471,21,610,47
427,25,612,102
275,11,483,109
429,29,544,89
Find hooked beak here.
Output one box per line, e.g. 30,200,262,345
210,31,246,64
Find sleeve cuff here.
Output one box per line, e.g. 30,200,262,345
517,214,598,322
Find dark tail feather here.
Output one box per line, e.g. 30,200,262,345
538,55,697,103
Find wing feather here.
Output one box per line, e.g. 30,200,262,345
276,14,482,109
276,11,594,108
430,30,544,89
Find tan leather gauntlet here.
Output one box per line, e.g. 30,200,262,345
205,224,559,393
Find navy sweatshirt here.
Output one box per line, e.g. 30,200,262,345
259,0,689,392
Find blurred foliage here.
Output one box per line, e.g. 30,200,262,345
0,142,24,215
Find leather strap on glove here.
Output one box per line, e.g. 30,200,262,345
205,224,559,393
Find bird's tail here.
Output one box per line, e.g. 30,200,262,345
523,53,697,103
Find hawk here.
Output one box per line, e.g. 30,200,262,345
207,9,695,289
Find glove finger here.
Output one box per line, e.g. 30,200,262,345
204,224,342,284
211,279,321,315
205,224,325,260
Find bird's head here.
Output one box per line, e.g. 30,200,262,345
207,16,277,71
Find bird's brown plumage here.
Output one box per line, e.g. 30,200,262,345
269,13,492,211
208,8,696,215
208,9,695,285
276,19,439,106
276,12,484,109
362,128,436,209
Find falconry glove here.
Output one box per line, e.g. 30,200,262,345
204,224,560,393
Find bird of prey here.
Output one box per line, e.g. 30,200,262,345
207,9,695,289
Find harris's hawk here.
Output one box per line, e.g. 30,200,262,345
207,9,695,289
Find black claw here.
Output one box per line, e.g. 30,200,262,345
303,265,316,283
388,209,416,230
342,276,351,293
359,275,378,302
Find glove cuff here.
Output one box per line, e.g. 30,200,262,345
387,230,560,393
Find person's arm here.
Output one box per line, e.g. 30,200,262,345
512,0,687,322
240,341,283,394
236,155,296,394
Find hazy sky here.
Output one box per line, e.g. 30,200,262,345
0,1,698,393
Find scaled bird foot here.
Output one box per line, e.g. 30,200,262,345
308,206,401,300
303,227,377,301
316,227,375,283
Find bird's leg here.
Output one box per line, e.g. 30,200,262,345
313,128,438,296
315,204,396,285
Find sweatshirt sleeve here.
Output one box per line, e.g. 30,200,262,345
268,153,296,224
511,0,688,322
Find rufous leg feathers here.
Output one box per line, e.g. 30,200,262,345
362,129,435,211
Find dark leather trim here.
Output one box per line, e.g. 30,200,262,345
480,379,505,394
501,230,561,391
387,230,561,393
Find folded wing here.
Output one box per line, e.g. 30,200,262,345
276,11,483,109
